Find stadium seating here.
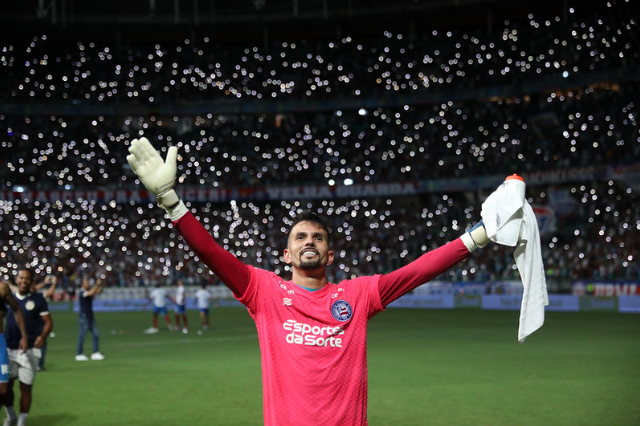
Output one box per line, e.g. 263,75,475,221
0,0,638,290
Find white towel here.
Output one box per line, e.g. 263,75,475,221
481,178,549,342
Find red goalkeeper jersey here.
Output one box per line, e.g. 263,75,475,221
174,212,469,425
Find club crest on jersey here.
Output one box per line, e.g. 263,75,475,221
331,300,353,322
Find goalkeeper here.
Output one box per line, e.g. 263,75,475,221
127,137,502,426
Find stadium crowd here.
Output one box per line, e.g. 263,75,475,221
0,1,637,104
0,0,638,293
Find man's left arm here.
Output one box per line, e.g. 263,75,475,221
377,175,522,306
34,312,53,350
377,237,473,307
33,294,53,349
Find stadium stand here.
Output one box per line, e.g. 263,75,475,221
0,0,638,293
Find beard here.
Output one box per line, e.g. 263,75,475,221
297,257,323,270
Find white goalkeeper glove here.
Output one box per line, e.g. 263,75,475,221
459,174,525,252
460,220,490,252
126,137,188,220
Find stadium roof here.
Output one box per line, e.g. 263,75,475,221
2,0,566,43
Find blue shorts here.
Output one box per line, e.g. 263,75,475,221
175,304,186,314
153,306,168,315
199,308,209,315
0,334,9,383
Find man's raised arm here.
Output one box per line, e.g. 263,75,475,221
126,137,251,298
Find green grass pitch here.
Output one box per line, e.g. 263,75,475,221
9,307,640,425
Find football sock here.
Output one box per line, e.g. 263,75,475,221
18,412,28,426
4,406,16,420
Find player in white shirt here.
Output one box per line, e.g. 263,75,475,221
194,284,212,330
173,279,188,333
145,283,173,333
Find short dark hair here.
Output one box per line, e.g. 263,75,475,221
17,268,34,281
289,210,332,245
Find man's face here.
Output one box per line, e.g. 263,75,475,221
284,221,334,271
15,270,33,295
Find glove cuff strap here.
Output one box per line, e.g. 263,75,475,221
157,189,180,209
460,221,489,252
157,190,188,221
460,232,478,252
166,200,189,222
468,221,489,248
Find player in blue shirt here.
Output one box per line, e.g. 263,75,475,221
75,277,105,361
2,269,53,426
